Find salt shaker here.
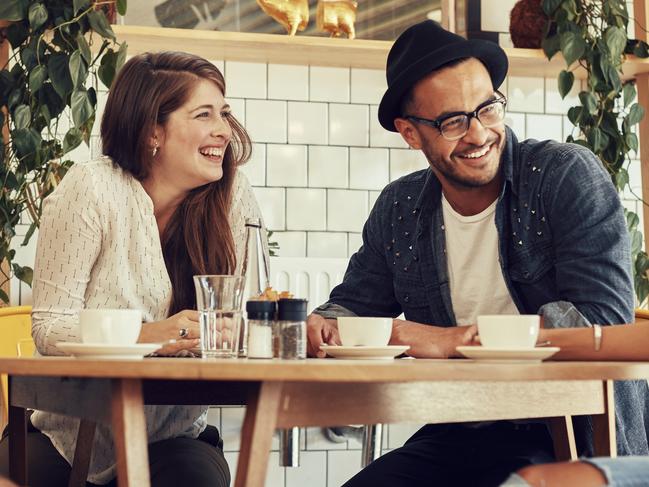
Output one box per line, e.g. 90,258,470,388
277,298,308,360
246,300,276,359
239,218,271,357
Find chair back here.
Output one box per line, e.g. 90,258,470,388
0,306,33,429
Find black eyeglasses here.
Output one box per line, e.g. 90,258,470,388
405,91,507,141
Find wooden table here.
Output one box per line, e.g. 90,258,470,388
4,357,649,487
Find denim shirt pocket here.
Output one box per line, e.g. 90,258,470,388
393,274,435,324
508,239,554,284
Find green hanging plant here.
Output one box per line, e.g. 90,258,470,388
0,0,127,303
541,0,649,304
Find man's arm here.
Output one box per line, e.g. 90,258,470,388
542,145,634,327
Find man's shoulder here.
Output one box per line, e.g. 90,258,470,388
384,167,430,193
517,138,605,178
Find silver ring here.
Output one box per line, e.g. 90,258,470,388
179,328,189,338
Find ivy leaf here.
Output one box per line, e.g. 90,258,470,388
615,167,629,190
117,0,127,16
76,32,92,65
21,222,37,246
63,127,83,153
28,64,47,92
48,53,73,100
98,49,117,88
627,103,645,125
71,89,93,127
27,2,48,30
558,70,574,98
0,0,27,21
579,91,598,114
87,9,115,41
116,42,128,72
623,83,636,108
560,31,586,66
604,26,627,60
13,104,30,129
542,0,563,15
626,132,639,152
12,263,33,286
542,34,560,60
73,0,90,15
69,50,88,89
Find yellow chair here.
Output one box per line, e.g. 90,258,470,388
635,308,649,321
0,306,33,430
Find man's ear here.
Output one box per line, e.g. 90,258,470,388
394,117,422,150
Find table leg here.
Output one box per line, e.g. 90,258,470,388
548,416,577,461
235,382,282,487
592,380,617,458
7,403,27,486
111,379,150,487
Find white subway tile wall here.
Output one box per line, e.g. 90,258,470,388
310,66,350,103
11,51,646,487
269,64,309,101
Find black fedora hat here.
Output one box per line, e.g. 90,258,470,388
378,20,508,132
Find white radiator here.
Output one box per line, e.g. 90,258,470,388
269,257,349,313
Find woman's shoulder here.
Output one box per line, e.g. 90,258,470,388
57,156,135,197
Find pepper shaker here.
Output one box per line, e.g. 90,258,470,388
277,298,308,360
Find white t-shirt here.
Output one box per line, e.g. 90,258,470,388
30,157,264,484
441,194,519,325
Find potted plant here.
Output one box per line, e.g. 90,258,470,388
541,0,649,303
0,0,127,303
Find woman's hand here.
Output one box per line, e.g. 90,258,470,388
138,309,201,355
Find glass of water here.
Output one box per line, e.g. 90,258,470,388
193,275,245,358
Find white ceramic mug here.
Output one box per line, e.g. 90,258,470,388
337,317,392,347
79,309,142,346
477,315,540,349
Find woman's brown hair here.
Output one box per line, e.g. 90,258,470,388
101,51,251,314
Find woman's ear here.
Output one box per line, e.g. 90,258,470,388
150,126,163,151
394,117,423,150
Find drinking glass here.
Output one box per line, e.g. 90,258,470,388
193,275,245,358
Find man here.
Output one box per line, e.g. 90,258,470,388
307,20,649,486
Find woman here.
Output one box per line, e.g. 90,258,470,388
0,51,265,486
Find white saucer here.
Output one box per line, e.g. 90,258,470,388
320,345,409,360
456,346,560,362
56,342,162,359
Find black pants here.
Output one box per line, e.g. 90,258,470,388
343,421,555,487
0,416,230,487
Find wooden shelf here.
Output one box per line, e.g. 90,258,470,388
112,25,649,79
111,25,390,69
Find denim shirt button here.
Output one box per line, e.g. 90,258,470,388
404,231,410,237
403,267,408,272
413,255,418,261
404,295,410,302
395,252,401,257
523,271,530,278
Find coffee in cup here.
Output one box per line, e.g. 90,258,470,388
79,309,142,346
337,317,392,347
477,314,540,348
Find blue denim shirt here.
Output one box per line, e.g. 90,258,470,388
315,127,649,456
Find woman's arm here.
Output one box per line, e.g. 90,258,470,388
540,321,649,361
31,165,104,355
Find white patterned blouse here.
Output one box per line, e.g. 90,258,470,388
30,156,264,484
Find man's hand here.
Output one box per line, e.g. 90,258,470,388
391,319,478,358
307,314,341,358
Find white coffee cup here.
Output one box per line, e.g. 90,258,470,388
79,309,142,346
477,315,540,349
337,317,392,347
